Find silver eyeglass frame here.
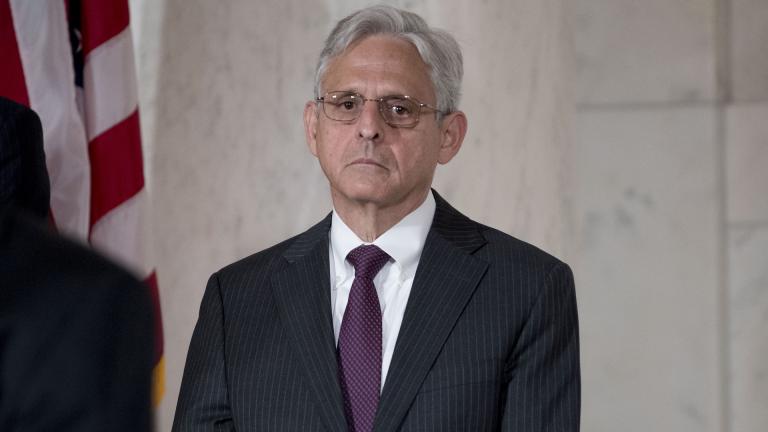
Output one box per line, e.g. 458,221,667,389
315,91,444,128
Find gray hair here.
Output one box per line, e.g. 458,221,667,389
314,5,463,115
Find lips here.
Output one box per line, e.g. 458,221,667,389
349,158,386,169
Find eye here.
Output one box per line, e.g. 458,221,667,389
391,105,410,115
329,93,359,111
385,98,415,117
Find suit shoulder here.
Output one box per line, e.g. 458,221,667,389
430,191,568,273
469,223,575,309
0,96,39,125
214,214,331,282
476,222,569,273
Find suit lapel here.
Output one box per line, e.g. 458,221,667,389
374,192,489,432
271,215,348,432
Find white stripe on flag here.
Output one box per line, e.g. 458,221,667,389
83,26,139,141
10,0,90,239
90,188,152,278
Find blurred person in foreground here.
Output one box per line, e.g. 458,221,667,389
174,5,580,432
0,96,154,431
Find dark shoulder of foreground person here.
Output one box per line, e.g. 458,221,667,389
0,207,154,432
1,207,152,303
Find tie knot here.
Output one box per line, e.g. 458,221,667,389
347,244,390,280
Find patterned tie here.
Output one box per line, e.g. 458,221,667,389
338,244,390,432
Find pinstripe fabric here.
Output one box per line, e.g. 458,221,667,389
173,190,580,431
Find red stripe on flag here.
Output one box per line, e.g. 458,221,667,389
145,271,163,364
79,0,129,56
88,109,144,226
0,0,30,106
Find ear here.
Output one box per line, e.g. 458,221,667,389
437,111,467,164
304,101,319,157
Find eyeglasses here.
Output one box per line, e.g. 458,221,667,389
315,91,444,127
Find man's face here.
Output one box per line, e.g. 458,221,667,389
305,35,465,212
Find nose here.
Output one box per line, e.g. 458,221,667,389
356,99,384,141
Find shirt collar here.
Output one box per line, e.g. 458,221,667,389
330,191,436,281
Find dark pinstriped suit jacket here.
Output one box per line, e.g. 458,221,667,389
173,191,580,431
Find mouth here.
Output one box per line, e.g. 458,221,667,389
349,158,386,169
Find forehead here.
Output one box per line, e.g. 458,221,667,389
322,35,434,101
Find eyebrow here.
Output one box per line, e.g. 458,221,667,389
327,90,415,99
328,88,360,95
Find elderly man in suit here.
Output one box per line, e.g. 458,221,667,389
174,5,580,432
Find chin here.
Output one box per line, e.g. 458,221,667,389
336,182,391,205
349,189,389,204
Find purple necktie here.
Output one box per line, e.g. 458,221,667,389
338,244,390,432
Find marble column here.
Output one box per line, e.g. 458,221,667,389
572,0,768,430
571,0,723,430
129,1,572,430
726,0,768,422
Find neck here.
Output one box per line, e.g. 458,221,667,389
332,189,430,242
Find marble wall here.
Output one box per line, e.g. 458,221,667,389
571,0,768,431
129,1,572,430
574,107,721,431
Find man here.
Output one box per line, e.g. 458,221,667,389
0,97,155,431
174,5,579,432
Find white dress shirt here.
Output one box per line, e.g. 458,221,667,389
329,191,436,390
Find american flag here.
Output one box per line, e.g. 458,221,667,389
0,0,164,404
